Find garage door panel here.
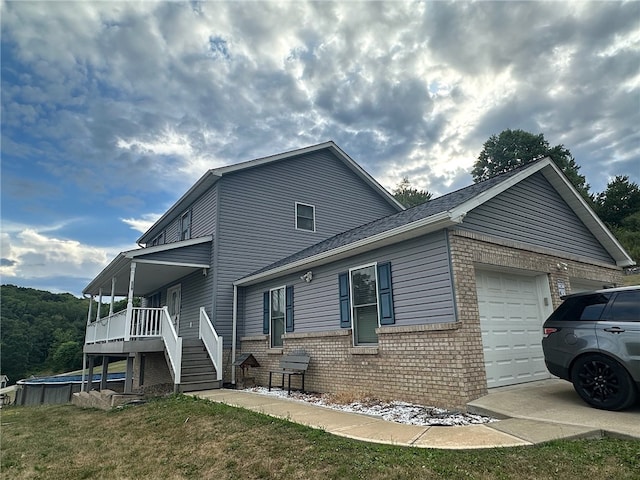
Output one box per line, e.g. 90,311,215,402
476,270,550,388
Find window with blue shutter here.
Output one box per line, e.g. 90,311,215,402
340,262,395,345
377,262,395,325
264,286,290,347
339,272,351,328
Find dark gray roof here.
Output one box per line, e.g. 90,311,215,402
247,163,532,278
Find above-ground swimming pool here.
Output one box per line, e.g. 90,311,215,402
14,373,126,406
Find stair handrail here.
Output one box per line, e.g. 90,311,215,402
199,307,223,382
161,306,182,385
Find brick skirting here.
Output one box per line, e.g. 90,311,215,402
238,230,623,410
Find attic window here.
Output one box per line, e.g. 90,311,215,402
180,210,191,240
295,203,315,232
150,232,165,246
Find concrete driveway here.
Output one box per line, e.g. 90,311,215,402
467,378,640,440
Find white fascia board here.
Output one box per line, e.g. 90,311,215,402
327,143,405,211
211,141,404,212
137,175,220,244
540,162,635,267
126,236,213,258
82,253,130,294
235,212,458,286
133,259,210,269
448,158,553,220
210,141,337,175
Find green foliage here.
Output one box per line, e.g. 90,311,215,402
392,177,432,208
592,176,640,265
51,341,83,372
593,176,640,227
473,129,590,199
0,285,89,382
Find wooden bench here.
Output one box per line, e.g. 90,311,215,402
268,352,311,395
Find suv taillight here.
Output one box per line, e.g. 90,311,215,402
543,327,558,338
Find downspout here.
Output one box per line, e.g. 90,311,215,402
231,284,238,385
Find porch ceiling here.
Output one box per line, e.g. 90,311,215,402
83,237,212,297
89,261,207,297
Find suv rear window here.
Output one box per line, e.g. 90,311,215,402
548,292,612,321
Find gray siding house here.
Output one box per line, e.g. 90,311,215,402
82,142,403,393
83,144,633,409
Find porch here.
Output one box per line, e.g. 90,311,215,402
82,237,223,393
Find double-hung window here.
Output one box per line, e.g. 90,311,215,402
339,262,394,346
180,210,191,240
350,264,379,345
270,287,286,348
263,286,294,348
295,203,315,232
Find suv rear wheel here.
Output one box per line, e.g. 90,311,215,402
571,354,637,411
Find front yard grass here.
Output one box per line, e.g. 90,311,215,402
1,395,638,480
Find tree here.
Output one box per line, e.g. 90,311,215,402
393,177,432,208
593,176,640,227
473,129,590,199
593,176,640,265
51,341,83,372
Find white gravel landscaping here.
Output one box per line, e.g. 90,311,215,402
244,387,497,426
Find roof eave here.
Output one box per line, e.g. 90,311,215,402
235,212,460,287
539,162,636,267
137,173,221,244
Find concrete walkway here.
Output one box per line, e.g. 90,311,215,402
188,380,640,449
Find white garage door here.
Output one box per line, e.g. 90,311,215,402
476,270,551,388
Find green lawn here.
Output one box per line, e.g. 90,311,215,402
1,395,638,480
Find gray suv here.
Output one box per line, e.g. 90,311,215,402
542,285,640,410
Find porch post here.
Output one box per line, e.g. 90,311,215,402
81,353,87,392
96,288,103,322
109,277,116,316
124,262,137,342
85,356,95,392
124,355,134,393
100,356,109,390
87,295,93,325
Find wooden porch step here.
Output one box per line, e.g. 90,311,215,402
178,379,222,393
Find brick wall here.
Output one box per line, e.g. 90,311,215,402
237,229,623,410
241,324,475,410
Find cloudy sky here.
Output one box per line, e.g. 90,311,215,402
1,1,639,296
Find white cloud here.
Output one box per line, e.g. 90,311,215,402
0,223,136,291
1,0,639,295
121,213,163,234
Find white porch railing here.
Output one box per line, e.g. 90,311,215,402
160,306,182,386
199,307,223,382
85,308,164,345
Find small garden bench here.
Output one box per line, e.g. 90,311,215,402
268,352,311,395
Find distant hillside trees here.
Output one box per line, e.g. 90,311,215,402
0,285,128,383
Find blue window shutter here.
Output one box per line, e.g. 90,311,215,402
377,262,395,325
338,272,351,328
285,285,294,332
263,291,269,334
